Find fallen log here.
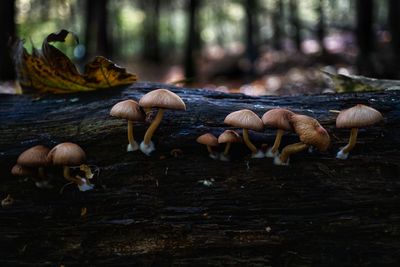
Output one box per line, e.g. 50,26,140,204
0,82,399,266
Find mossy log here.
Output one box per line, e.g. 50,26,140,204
0,82,399,266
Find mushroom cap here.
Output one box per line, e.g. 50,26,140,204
11,164,37,176
47,142,86,166
224,109,264,131
110,99,145,121
196,133,219,146
262,108,295,131
17,145,51,167
336,104,383,128
218,130,242,144
290,114,330,151
139,89,186,110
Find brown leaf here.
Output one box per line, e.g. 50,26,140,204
14,29,137,94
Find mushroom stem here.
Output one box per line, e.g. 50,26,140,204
223,143,232,156
342,128,358,154
242,128,258,154
63,166,83,185
143,108,165,145
278,142,309,163
270,129,284,154
127,120,135,147
38,167,46,180
80,164,94,179
206,145,214,154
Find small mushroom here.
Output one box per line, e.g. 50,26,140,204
336,104,383,159
218,130,242,161
139,89,186,155
224,109,265,158
196,133,219,160
16,145,52,188
47,142,94,191
11,164,37,177
262,108,295,157
110,99,145,152
274,114,330,165
170,148,184,158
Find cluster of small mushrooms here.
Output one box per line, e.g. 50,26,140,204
197,104,383,165
11,86,383,192
12,143,94,191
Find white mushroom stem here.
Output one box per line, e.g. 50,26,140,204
242,128,258,154
341,128,358,154
63,166,83,185
206,145,219,160
127,120,138,151
38,167,46,180
278,142,309,163
143,108,165,145
270,129,284,154
223,143,232,156
80,164,94,179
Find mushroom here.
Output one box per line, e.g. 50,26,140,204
218,130,242,161
47,142,94,191
196,133,219,160
336,104,383,159
224,109,265,158
11,164,37,178
274,114,330,165
262,108,295,158
139,89,186,155
16,145,52,188
110,99,145,152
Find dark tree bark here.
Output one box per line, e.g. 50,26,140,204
84,0,111,59
272,0,283,50
244,0,258,79
289,0,301,51
184,0,200,81
0,83,399,266
0,0,15,81
356,0,374,75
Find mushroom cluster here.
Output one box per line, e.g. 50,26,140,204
110,88,186,156
195,103,381,165
12,142,95,191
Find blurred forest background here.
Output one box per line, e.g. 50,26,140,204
1,0,400,95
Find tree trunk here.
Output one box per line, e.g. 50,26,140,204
289,0,301,51
184,0,200,81
272,0,283,50
388,0,400,75
0,0,15,81
142,0,161,62
84,0,111,59
317,0,326,54
0,83,399,266
244,0,258,79
356,0,374,75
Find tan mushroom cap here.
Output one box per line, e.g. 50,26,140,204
290,114,330,151
17,145,51,167
218,130,242,144
47,142,86,166
224,109,264,131
262,108,295,131
336,104,383,128
110,99,145,121
139,89,186,110
11,164,37,176
196,133,219,146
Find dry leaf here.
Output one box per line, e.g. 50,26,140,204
14,29,137,94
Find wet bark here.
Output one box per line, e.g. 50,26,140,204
0,82,399,266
